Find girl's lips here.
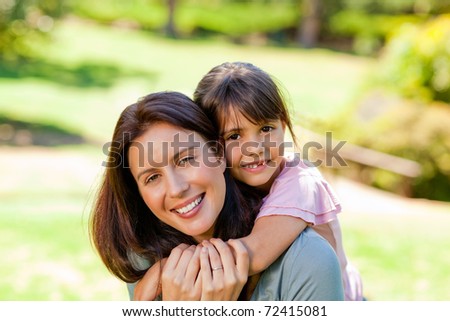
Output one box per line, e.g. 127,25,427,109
241,160,265,168
171,194,205,219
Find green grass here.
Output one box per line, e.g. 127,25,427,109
341,212,450,300
2,145,449,300
0,146,128,300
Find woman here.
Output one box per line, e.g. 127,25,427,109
90,91,344,300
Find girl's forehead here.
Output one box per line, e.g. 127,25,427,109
220,108,282,134
220,110,246,133
220,106,258,130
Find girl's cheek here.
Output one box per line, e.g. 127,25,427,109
225,147,238,166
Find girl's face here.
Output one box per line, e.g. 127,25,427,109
221,109,286,192
128,122,226,242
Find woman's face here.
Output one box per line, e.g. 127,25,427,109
128,122,226,242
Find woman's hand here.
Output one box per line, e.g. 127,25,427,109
133,258,166,301
161,244,202,300
199,238,249,300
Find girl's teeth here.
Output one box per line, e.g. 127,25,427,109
175,196,202,214
245,162,264,169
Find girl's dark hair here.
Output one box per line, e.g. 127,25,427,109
193,61,297,145
90,91,257,283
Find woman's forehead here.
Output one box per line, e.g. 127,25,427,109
129,123,205,161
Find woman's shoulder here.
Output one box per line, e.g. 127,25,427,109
251,228,344,301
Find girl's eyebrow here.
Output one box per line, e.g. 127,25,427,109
221,127,240,136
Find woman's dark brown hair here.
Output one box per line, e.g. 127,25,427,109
90,91,257,283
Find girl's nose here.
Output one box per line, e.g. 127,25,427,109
244,140,264,157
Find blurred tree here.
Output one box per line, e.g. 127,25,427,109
0,0,66,61
378,14,450,102
298,0,322,47
165,0,177,37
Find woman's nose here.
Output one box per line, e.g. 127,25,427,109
167,172,189,198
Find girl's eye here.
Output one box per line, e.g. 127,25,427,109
178,155,195,166
145,174,160,185
261,126,273,133
227,133,240,140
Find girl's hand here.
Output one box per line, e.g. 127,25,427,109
199,238,249,300
161,244,202,300
133,258,166,301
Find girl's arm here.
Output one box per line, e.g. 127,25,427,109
238,215,308,275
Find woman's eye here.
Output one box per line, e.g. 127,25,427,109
178,156,195,166
145,174,160,184
261,126,273,133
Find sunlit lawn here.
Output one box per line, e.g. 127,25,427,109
0,146,128,300
341,212,450,300
1,18,448,301
1,145,449,300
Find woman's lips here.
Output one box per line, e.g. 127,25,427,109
171,194,205,218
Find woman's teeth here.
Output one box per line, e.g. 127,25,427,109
175,196,203,214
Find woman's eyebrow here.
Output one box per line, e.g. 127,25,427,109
137,168,154,181
172,145,197,162
136,145,199,180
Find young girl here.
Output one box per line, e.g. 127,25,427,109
192,61,363,301
134,62,362,301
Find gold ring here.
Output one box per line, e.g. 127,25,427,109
212,265,223,271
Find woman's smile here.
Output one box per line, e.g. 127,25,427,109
171,193,205,217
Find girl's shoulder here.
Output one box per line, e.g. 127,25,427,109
280,153,324,180
259,153,341,224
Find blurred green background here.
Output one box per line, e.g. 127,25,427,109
1,0,449,300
